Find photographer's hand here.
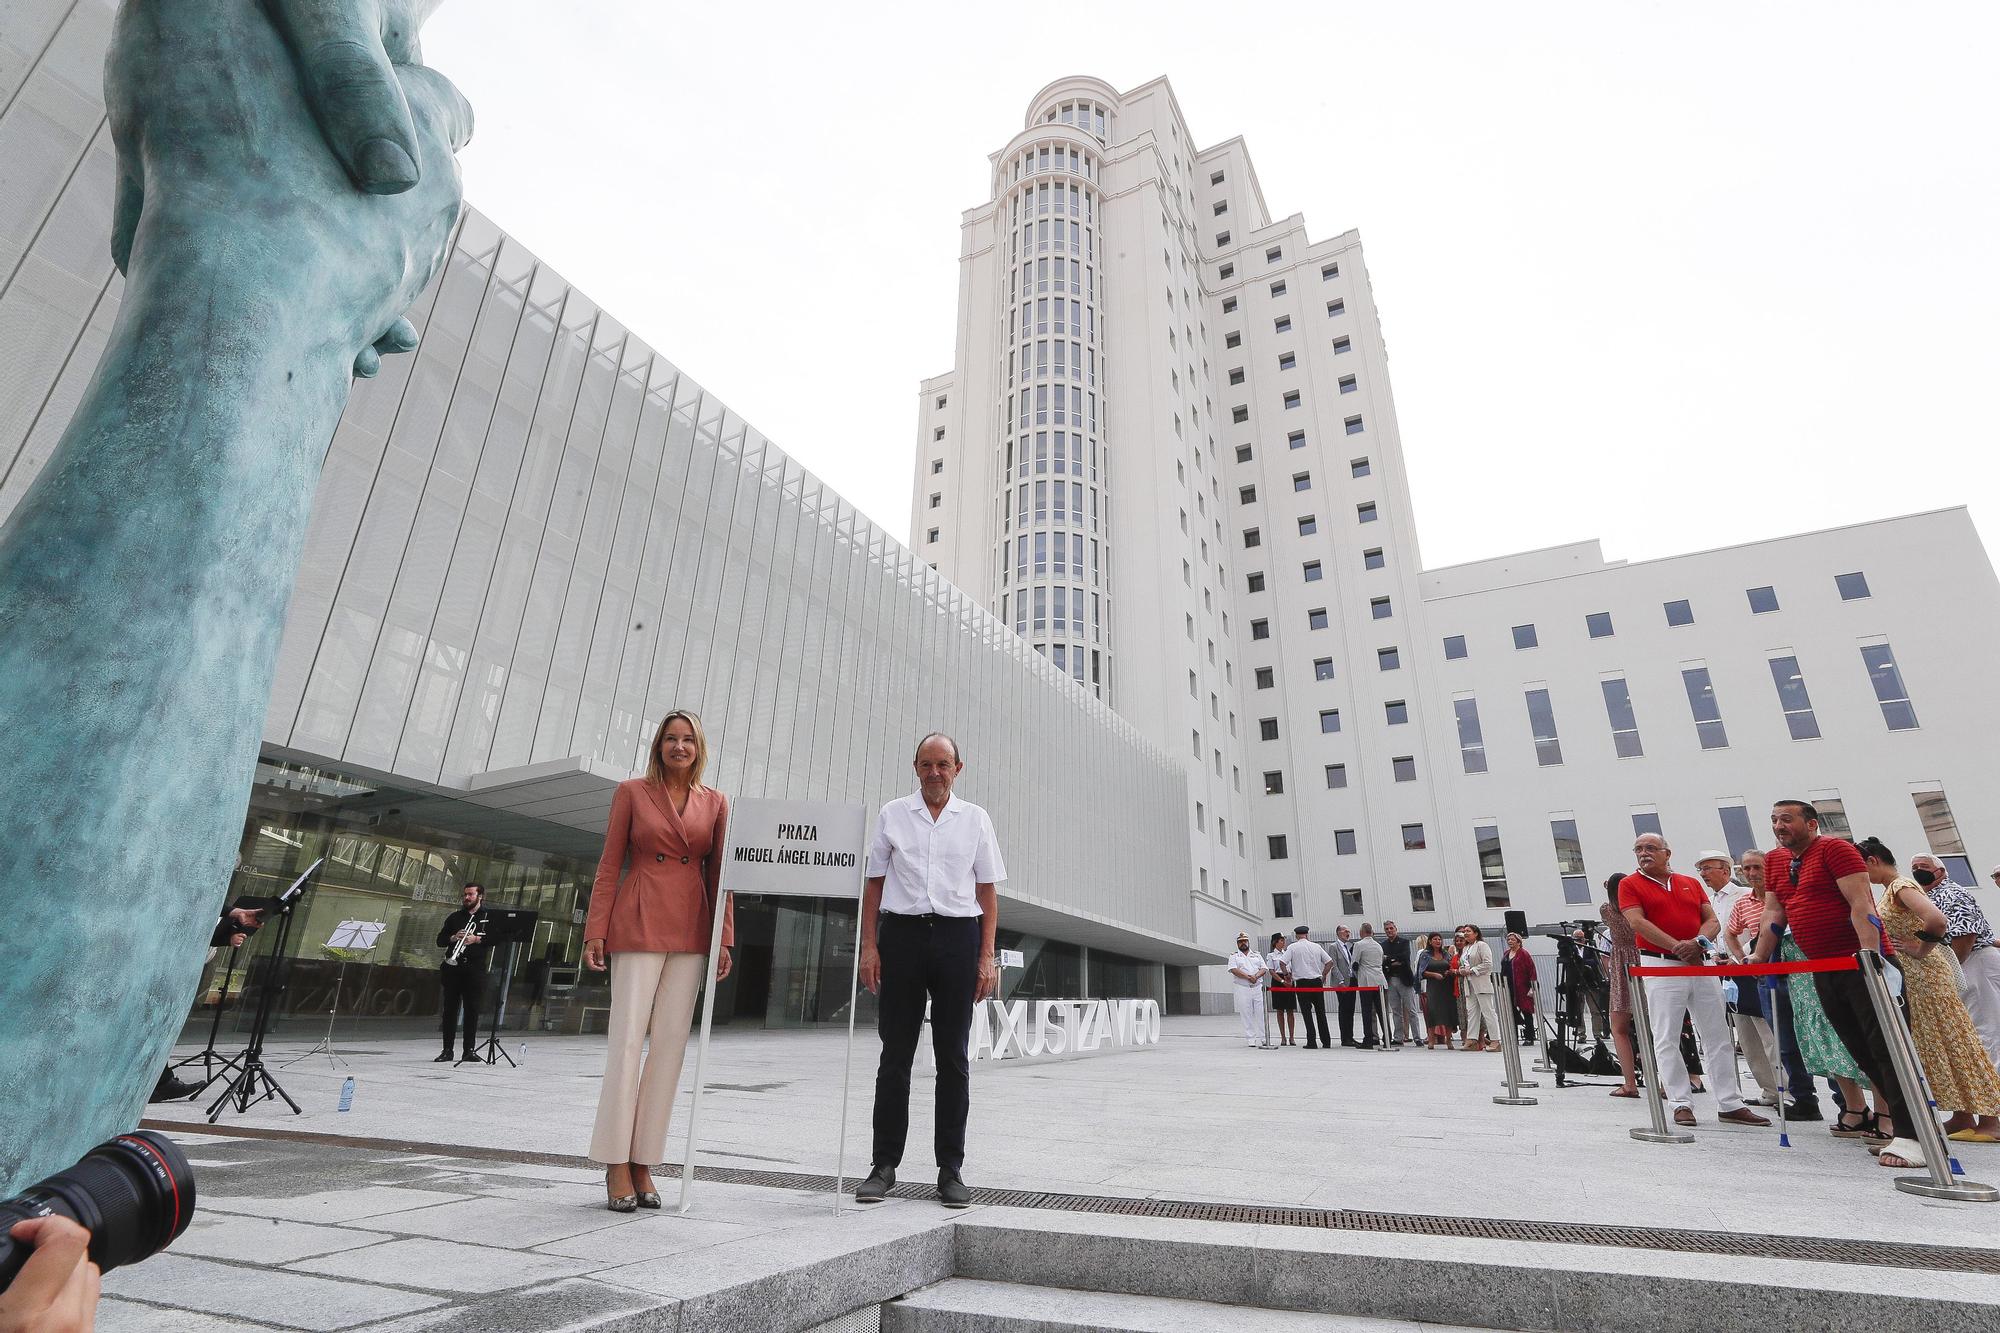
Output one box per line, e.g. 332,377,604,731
0,1217,100,1333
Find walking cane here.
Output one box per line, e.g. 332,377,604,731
1766,974,1790,1150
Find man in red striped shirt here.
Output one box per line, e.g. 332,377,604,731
1749,800,1921,1169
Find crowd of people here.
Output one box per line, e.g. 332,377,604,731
1225,800,2000,1175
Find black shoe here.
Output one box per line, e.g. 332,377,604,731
459,1050,479,1064
855,1165,894,1203
937,1170,972,1209
148,1072,204,1103
433,1051,453,1062
1785,1102,1825,1122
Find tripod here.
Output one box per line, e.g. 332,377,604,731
207,859,321,1122
167,939,245,1089
285,952,370,1071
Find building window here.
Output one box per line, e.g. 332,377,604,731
1718,804,1759,862
1307,608,1329,630
1232,405,1249,423
1632,811,1663,840
1243,527,1261,548
1287,429,1306,449
1236,444,1254,463
1275,315,1293,333
1601,677,1644,758
1267,246,1284,263
1283,390,1302,409
1292,471,1311,491
1525,688,1563,766
1212,170,1226,184
1664,598,1694,627
1812,795,1853,838
1303,560,1323,582
1402,823,1427,851
1278,352,1297,371
1512,624,1538,650
1335,829,1357,855
1836,570,1871,600
1586,611,1613,639
1268,835,1289,860
929,493,941,508
1344,415,1364,435
1357,502,1377,523
1476,824,1510,908
933,426,945,440
926,528,940,543
1376,645,1403,673
1255,666,1274,689
1552,818,1590,904
1385,699,1408,725
1409,883,1434,912
1320,709,1340,734
1263,770,1285,795
1392,755,1417,782
1225,325,1240,341
1229,367,1245,386
1747,585,1780,614
1247,571,1266,593
1214,199,1229,215
1454,697,1487,774
1313,658,1335,681
1327,298,1346,318
931,459,944,474
1364,547,1385,571
1339,375,1357,393
1443,634,1467,660
1349,456,1370,478
1332,336,1351,354
1217,262,1234,279
1273,892,1294,918
1340,889,1364,916
1768,655,1821,740
1325,763,1347,789
1251,618,1270,640
1912,788,1976,887
1260,717,1279,741
1299,515,1318,536
1239,484,1258,504
1682,666,1729,749
1322,262,1339,279
1370,597,1392,620
1860,642,1918,729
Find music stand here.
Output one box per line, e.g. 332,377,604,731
285,919,385,1070
473,909,538,1067
207,859,322,1122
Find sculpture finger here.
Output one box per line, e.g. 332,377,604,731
375,317,420,355
110,166,144,276
353,345,383,378
269,0,423,194
397,63,474,155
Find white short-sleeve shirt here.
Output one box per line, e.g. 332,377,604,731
1228,949,1266,987
1285,938,1332,982
867,791,1007,917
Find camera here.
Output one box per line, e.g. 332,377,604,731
0,1131,196,1290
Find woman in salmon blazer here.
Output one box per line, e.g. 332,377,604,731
583,709,732,1210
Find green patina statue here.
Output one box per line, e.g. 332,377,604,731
0,0,470,1188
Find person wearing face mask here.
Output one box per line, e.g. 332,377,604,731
1911,854,2000,1072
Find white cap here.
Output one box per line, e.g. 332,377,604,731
1694,850,1733,866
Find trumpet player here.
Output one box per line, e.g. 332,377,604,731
436,882,490,1064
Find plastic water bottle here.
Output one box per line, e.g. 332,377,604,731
517,1043,526,1065
338,1076,355,1112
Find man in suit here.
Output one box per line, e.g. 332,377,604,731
436,882,491,1064
1329,925,1358,1046
1351,923,1386,1048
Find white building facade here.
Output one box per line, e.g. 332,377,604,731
915,75,2000,972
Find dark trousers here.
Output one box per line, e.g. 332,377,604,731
1357,988,1382,1045
439,965,484,1053
1762,980,1820,1110
1295,978,1332,1048
872,913,980,1174
1813,969,1912,1133
1336,988,1357,1044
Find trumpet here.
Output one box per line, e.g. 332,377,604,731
445,907,485,966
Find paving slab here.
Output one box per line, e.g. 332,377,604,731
285,1235,600,1294
98,1253,443,1330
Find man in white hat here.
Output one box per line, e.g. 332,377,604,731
1695,850,1778,1106
1226,933,1269,1048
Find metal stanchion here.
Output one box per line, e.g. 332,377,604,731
1494,983,1537,1106
1627,965,1693,1143
1855,952,1997,1203
1262,973,1273,1049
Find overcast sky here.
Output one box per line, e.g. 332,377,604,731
425,1,1997,571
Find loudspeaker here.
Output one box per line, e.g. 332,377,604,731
1504,909,1529,936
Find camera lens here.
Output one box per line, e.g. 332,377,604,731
0,1131,196,1290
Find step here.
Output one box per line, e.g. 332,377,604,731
885,1277,1478,1332
948,1211,2000,1333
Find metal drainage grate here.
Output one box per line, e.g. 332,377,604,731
149,1120,2000,1277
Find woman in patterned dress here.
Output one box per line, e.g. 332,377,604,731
1599,875,1642,1097
1860,838,2000,1142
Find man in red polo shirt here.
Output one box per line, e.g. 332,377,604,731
1618,832,1770,1127
1750,800,1921,1169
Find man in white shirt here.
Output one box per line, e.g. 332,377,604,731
1696,850,1778,1107
855,733,1006,1208
1284,926,1335,1050
1227,933,1268,1048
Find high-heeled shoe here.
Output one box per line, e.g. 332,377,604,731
605,1168,638,1213
631,1167,661,1209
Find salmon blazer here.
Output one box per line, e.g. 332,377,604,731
585,779,734,953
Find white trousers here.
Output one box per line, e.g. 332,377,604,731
1957,946,2000,1069
1465,983,1500,1043
590,951,705,1166
1642,968,1744,1112
1233,984,1265,1043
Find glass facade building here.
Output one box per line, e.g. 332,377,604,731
1,0,1206,1040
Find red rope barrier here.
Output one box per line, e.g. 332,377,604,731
1627,957,1859,979
1268,985,1387,993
